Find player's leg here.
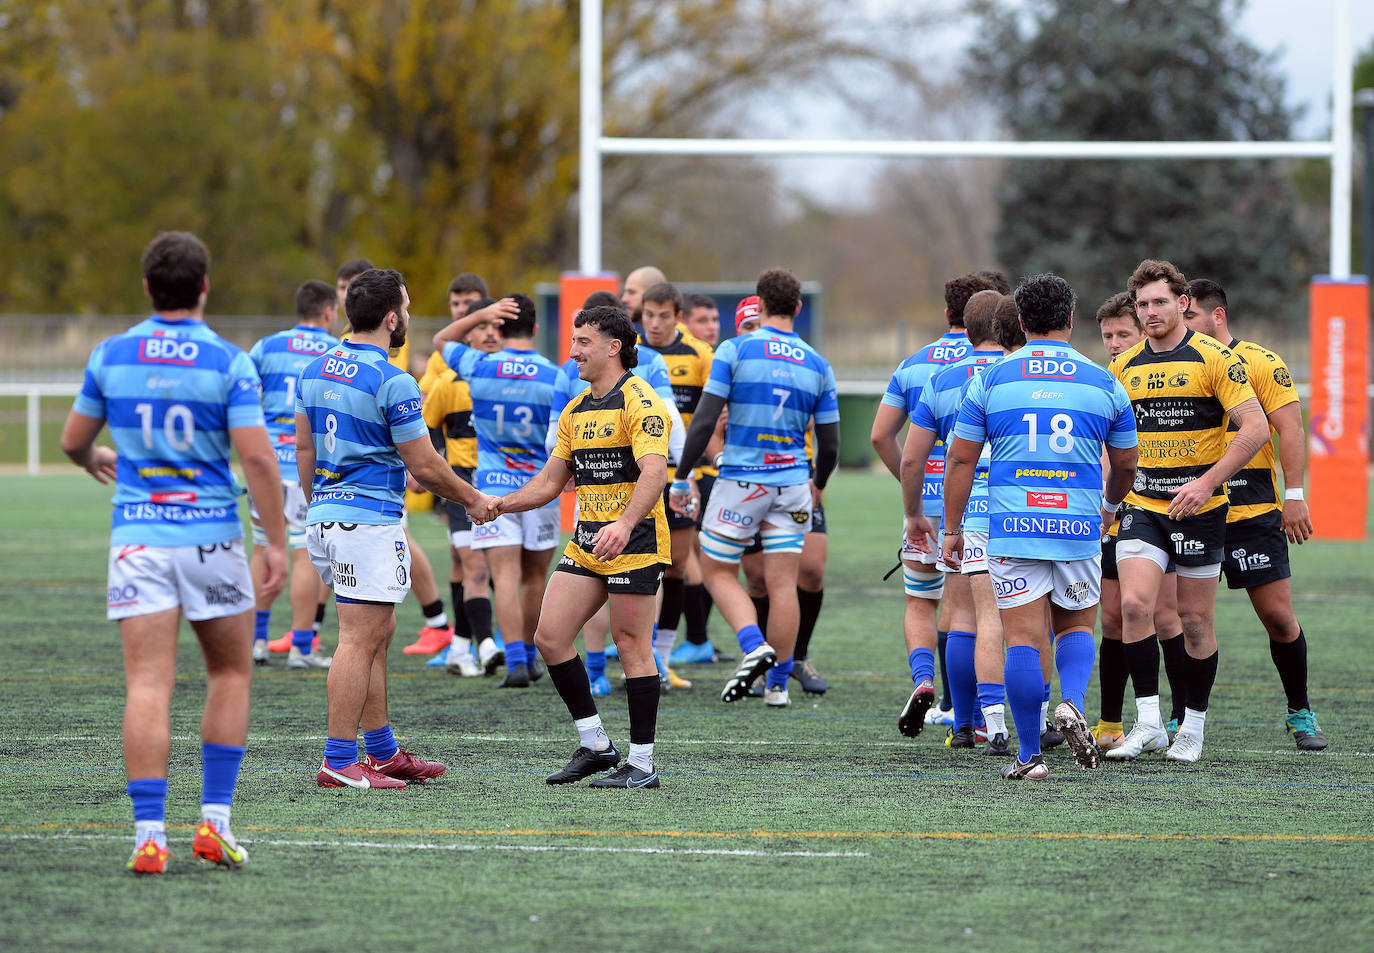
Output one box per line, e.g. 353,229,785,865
1243,577,1326,749
483,543,528,684
758,531,804,707
940,570,979,746
992,559,1054,780
519,540,556,680
119,606,181,872
1106,534,1171,760
401,525,451,655
898,544,943,737
966,545,1007,755
319,599,407,787
590,581,663,788
1046,557,1104,771
249,518,278,664
1093,538,1127,748
793,521,828,695
583,602,614,696
188,608,254,868
654,513,692,674
674,472,719,664
458,545,498,674
1155,572,1185,737
1164,569,1221,762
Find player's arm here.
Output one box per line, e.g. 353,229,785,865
60,411,117,484
591,452,667,561
294,412,316,501
674,391,725,481
232,423,288,600
812,421,839,491
1169,396,1267,519
1103,444,1138,511
663,398,686,465
396,435,483,508
898,423,937,551
1269,402,1312,543
869,402,907,479
499,455,574,514
941,435,981,567
431,297,519,354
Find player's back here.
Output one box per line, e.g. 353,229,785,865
923,348,1003,444
75,315,264,544
249,325,340,470
446,343,560,494
883,331,972,421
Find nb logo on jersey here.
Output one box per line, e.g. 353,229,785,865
289,337,331,355
765,341,805,364
322,357,360,381
139,338,200,365
1023,358,1077,379
498,361,540,378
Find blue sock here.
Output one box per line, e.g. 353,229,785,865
1043,680,1052,705
506,640,528,669
908,647,935,686
200,743,244,806
767,656,793,689
128,778,167,822
291,628,314,653
254,610,270,642
653,652,668,677
946,630,977,729
1005,645,1044,761
586,650,606,681
976,681,1005,711
324,737,358,770
1054,628,1096,713
737,624,765,654
363,725,398,763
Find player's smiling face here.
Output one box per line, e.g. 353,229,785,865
1134,279,1185,342
570,325,610,381
1099,315,1142,358
641,300,679,348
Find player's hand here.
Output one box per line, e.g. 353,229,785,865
259,543,288,602
468,297,520,326
405,473,424,494
668,478,698,518
83,445,118,484
469,494,500,525
810,480,823,507
1100,504,1118,538
1282,498,1313,544
1166,478,1215,520
590,519,632,560
940,531,963,570
904,514,935,554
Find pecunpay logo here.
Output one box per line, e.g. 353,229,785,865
139,337,200,365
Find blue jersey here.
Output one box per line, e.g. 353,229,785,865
295,341,428,525
952,341,1136,560
550,351,674,421
704,327,839,487
912,349,1002,533
72,315,265,546
881,331,972,516
442,342,560,496
248,324,340,476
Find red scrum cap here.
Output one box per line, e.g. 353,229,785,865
734,295,761,334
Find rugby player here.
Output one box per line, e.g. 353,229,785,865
494,305,672,788
621,265,667,325
62,230,287,870
942,273,1139,779
683,293,721,346
1106,260,1268,763
1182,278,1326,750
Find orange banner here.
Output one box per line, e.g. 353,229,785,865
1307,279,1369,540
556,272,621,532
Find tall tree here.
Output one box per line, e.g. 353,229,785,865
966,0,1316,324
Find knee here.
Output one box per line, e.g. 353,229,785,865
1256,605,1298,641
1119,594,1152,628
798,565,824,591
1100,604,1123,639
1178,609,1209,638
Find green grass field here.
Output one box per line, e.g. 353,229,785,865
1,470,1371,953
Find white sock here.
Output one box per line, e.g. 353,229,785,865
574,715,609,752
201,802,231,834
1136,694,1162,729
1040,700,1050,725
425,610,449,629
449,635,472,653
653,627,677,659
628,742,654,772
135,820,167,849
983,704,1007,737
1180,707,1207,741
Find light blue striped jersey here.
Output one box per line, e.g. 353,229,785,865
881,331,972,516
952,341,1136,560
248,324,340,476
72,315,264,546
295,341,428,524
442,342,561,496
704,327,839,487
550,351,674,421
911,349,1002,534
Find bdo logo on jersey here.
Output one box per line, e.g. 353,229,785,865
498,361,540,379
719,508,754,528
139,338,200,365
993,576,1029,598
1023,357,1077,379
322,357,360,381
765,341,805,364
1026,491,1068,509
289,336,331,355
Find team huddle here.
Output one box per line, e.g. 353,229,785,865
61,231,1324,874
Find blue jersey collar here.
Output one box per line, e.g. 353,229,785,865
149,314,205,328
346,341,388,357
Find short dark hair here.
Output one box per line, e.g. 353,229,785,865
448,272,488,297
295,280,337,320
344,268,405,334
575,305,639,370
684,293,716,313
1188,278,1228,313
1013,273,1075,336
643,282,683,313
582,290,623,311
1095,291,1141,330
756,267,801,319
1127,258,1188,300
501,293,537,339
465,296,496,314
336,258,374,283
993,295,1025,351
141,231,210,311
963,289,1001,345
977,270,1011,295
944,274,996,326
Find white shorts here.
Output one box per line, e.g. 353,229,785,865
988,553,1102,611
106,540,254,622
449,529,472,550
251,481,310,549
1116,537,1222,580
471,506,560,552
960,530,989,575
702,480,811,539
901,522,940,567
306,522,412,604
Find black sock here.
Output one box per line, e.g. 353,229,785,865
449,582,470,639
1123,635,1160,698
795,587,824,661
684,583,709,645
751,595,770,634
1098,638,1127,722
1185,650,1220,713
658,577,686,632
314,602,327,631
421,599,445,626
464,597,493,642
1159,632,1188,721
1269,629,1310,711
937,630,951,708
624,675,660,744
546,656,599,721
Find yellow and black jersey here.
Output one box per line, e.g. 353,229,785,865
421,368,477,468
553,371,671,574
1109,328,1258,516
418,350,450,396
644,329,713,427
1223,337,1298,523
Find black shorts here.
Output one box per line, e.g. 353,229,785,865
1222,510,1291,590
663,487,696,531
1117,504,1228,569
1101,535,1118,580
555,554,665,594
443,466,476,534
695,472,717,531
